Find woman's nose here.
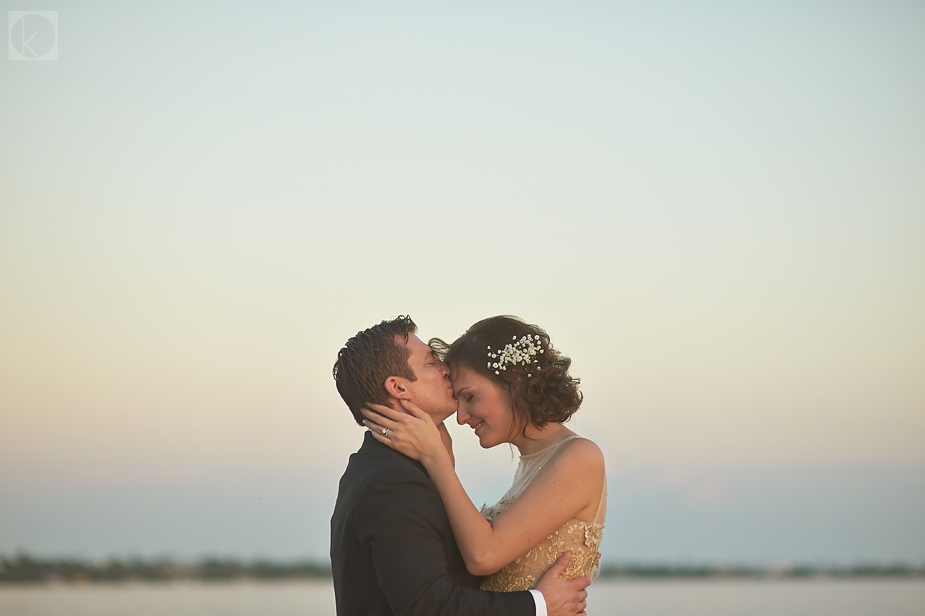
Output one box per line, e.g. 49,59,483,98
456,407,469,425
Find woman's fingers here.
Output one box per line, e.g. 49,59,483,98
398,399,431,421
360,408,401,430
365,417,399,442
366,402,403,421
368,428,394,448
362,417,385,433
361,416,398,437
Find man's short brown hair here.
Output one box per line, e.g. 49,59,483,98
332,316,418,426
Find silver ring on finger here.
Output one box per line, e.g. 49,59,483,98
383,428,389,436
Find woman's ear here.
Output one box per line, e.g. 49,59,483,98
384,376,410,399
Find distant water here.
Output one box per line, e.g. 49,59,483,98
1,579,923,616
588,579,925,616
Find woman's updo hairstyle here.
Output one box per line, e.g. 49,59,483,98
430,315,582,431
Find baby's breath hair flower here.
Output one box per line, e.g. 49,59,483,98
488,333,544,377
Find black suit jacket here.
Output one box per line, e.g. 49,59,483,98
331,431,535,616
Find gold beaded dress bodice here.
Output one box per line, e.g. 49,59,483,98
479,436,606,592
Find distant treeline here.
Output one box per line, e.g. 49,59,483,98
0,554,330,583
2,554,923,584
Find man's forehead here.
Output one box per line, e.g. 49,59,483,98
399,333,431,356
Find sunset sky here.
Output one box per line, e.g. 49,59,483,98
1,1,923,563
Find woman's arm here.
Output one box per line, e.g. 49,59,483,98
436,421,455,468
362,401,605,576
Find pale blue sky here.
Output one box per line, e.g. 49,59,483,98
1,1,923,562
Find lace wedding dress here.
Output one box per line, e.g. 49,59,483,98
479,435,606,592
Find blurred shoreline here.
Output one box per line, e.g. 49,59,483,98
2,554,923,584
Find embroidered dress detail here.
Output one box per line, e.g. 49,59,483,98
478,436,606,592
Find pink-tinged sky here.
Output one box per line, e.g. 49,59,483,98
1,1,923,561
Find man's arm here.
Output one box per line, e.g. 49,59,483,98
354,466,534,616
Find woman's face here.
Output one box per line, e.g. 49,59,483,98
451,364,521,449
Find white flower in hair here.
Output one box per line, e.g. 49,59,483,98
488,333,544,376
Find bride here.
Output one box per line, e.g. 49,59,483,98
362,315,606,591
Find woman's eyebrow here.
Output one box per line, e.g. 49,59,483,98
454,386,471,395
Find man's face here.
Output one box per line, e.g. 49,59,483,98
399,334,458,422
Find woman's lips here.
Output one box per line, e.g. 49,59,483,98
472,420,485,435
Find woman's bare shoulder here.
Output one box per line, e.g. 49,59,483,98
549,436,606,474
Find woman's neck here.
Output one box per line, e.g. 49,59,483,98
511,422,575,456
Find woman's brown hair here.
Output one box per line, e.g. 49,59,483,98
431,315,582,435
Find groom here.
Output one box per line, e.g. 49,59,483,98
331,316,590,616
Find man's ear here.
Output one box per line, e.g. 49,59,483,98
384,376,411,400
